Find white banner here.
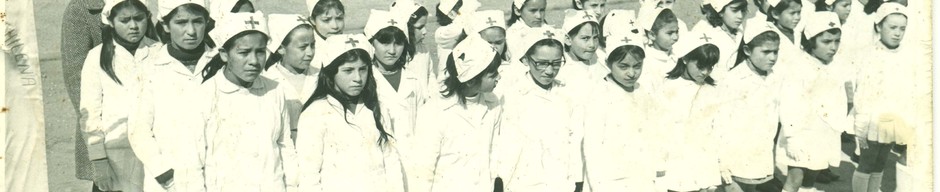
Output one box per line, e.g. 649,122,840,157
3,0,50,191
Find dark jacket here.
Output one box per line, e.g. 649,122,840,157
61,0,104,180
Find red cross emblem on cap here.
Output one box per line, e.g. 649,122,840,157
829,22,836,27
543,30,555,38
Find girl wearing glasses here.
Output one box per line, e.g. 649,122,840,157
494,27,583,192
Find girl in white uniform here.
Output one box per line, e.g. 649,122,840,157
557,9,607,86
695,0,748,81
495,27,582,192
410,36,502,192
465,10,510,72
307,0,344,43
777,12,850,192
263,14,316,142
851,3,912,192
198,13,297,192
636,6,682,92
583,31,660,192
80,1,158,191
762,0,803,77
296,34,406,192
390,0,435,90
128,1,214,191
715,22,783,192
506,0,548,64
363,9,430,158
658,28,725,192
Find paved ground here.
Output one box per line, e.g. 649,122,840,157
34,0,879,191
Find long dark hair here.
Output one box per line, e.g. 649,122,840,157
666,44,720,85
200,31,270,83
440,52,502,105
100,0,154,85
301,49,391,146
371,26,414,70
157,3,214,47
265,24,315,70
733,30,780,68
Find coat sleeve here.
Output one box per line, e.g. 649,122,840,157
582,97,623,191
408,104,445,192
127,73,173,180
491,96,521,188
61,2,98,105
79,49,107,161
278,92,300,191
852,68,874,139
296,109,327,192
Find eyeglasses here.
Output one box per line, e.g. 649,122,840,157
523,56,565,70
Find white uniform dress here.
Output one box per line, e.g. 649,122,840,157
714,62,782,181
692,22,743,82
262,63,313,141
557,51,609,83
497,70,580,192
658,78,723,191
296,96,406,192
776,52,850,171
129,44,214,192
409,92,503,192
852,42,916,144
639,45,675,92
583,77,659,192
200,73,297,192
373,63,431,140
373,62,431,184
80,38,160,192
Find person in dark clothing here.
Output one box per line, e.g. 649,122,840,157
60,0,105,191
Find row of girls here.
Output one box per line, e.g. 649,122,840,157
74,0,922,192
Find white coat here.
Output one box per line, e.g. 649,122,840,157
692,22,743,82
583,77,659,192
852,42,916,144
556,51,610,87
657,78,723,191
200,73,297,192
714,63,782,180
296,95,406,192
776,52,851,171
765,21,804,79
496,70,581,192
262,63,312,141
409,92,503,192
80,38,160,192
373,62,431,140
639,45,675,94
128,44,214,192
